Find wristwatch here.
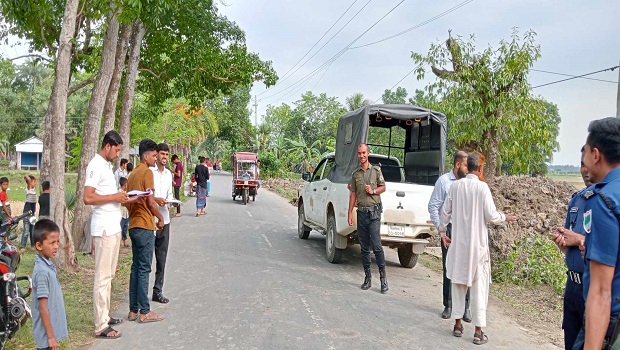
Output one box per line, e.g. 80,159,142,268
373,189,376,195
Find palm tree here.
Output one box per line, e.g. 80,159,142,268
285,131,323,172
345,92,371,111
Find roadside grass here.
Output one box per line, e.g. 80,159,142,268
1,171,78,203
548,173,583,189
6,247,133,349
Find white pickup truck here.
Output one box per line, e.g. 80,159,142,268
296,104,448,268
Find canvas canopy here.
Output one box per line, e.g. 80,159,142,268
328,104,448,185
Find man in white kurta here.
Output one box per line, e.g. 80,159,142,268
439,152,516,345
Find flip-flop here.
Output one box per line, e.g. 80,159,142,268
473,331,488,345
108,317,123,325
96,326,121,339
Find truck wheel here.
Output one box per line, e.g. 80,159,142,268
326,212,343,263
398,244,419,268
243,189,248,205
298,205,311,239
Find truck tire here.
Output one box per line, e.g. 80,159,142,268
243,189,248,205
398,243,419,268
298,205,311,239
326,212,343,263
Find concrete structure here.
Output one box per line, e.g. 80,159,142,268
15,136,43,170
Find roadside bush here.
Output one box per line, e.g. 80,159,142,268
494,234,566,294
258,151,284,178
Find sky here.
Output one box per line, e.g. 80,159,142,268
218,0,620,166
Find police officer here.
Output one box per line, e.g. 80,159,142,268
550,147,592,350
348,144,388,293
573,117,620,350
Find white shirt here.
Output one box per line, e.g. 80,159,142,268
150,165,174,225
114,167,127,189
439,174,505,286
427,170,457,229
85,154,121,236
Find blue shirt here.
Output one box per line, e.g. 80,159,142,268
582,168,620,319
564,188,588,273
428,170,457,229
32,254,68,348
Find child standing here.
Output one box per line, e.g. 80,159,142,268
38,181,51,220
32,219,69,350
21,175,37,252
0,177,11,236
119,177,129,247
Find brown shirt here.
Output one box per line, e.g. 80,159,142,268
126,163,156,230
350,165,385,207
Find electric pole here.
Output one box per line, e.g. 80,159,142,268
616,59,619,118
253,95,258,126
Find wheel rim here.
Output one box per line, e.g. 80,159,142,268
327,224,334,254
298,207,304,234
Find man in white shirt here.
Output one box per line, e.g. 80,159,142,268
114,158,128,189
84,130,134,339
439,152,516,345
150,143,174,304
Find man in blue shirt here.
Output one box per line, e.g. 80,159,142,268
428,150,471,321
550,147,592,350
573,117,620,350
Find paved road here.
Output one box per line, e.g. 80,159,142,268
92,171,558,350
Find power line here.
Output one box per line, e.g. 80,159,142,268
372,64,423,104
532,65,620,89
350,0,474,49
268,0,360,86
263,0,406,104
531,68,618,84
259,0,375,99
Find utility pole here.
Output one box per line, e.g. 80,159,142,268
616,59,619,118
253,95,259,126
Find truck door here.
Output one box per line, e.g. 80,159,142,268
306,159,327,223
313,158,335,225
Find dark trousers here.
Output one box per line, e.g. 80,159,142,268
357,210,385,270
563,278,585,350
173,186,181,214
442,224,470,309
120,218,129,241
21,202,36,248
153,223,170,295
129,228,155,314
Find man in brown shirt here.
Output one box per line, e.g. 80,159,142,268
126,139,165,323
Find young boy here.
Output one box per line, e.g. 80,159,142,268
0,177,11,235
32,219,69,350
38,181,51,220
119,177,129,247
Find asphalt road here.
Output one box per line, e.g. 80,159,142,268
91,171,559,350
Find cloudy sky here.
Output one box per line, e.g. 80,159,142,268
219,0,620,166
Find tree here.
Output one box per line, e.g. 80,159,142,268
381,87,408,104
345,92,371,111
412,29,558,181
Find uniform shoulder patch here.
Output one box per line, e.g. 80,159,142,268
583,209,592,233
583,190,595,199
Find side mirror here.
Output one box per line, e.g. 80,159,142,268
302,171,311,181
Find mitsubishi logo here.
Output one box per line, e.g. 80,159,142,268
397,201,403,209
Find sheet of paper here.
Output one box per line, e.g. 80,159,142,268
127,189,152,197
167,199,183,204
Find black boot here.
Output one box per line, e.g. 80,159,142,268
361,268,371,290
379,268,389,293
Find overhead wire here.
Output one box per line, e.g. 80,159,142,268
531,68,618,84
532,65,619,89
372,64,423,104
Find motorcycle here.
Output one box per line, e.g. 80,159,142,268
0,211,35,350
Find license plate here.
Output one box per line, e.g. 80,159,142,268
388,225,405,237
244,180,248,185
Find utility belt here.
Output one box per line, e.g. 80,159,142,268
357,203,382,212
567,270,582,285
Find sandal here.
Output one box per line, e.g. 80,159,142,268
453,325,464,337
128,311,138,321
96,326,121,339
139,311,164,323
473,331,488,345
108,317,123,325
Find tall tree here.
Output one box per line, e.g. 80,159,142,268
381,87,408,104
345,92,371,111
412,29,556,181
102,23,131,134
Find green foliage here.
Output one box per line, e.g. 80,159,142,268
494,235,566,294
258,151,283,178
382,87,408,104
345,92,370,111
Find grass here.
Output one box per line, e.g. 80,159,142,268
548,173,584,189
2,171,78,203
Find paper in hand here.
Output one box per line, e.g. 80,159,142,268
127,189,152,197
167,199,183,205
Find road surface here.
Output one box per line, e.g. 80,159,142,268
91,171,559,350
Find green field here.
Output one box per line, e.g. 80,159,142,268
548,173,584,189
0,170,78,202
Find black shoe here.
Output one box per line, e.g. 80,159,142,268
152,293,169,304
379,268,389,294
361,268,371,290
442,307,452,319
462,309,472,323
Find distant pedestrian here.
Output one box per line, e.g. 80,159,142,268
347,144,389,293
439,152,516,345
428,150,471,321
21,174,37,251
38,181,50,220
150,143,174,304
0,177,12,236
194,156,209,216
83,130,128,339
125,138,165,324
126,162,134,175
171,154,183,217
32,219,70,349
119,177,129,248
114,158,128,189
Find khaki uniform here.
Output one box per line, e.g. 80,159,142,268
350,165,385,208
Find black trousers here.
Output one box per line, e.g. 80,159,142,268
441,223,470,310
563,277,585,350
357,210,385,270
153,223,170,295
173,186,181,214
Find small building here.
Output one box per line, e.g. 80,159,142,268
15,136,43,170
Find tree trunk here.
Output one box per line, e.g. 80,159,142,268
102,23,131,136
46,0,81,272
482,125,500,183
71,9,120,248
40,110,52,181
118,21,146,161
